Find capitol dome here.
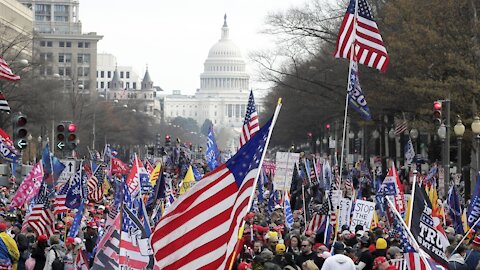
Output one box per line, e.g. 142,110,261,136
199,14,250,96
207,15,243,59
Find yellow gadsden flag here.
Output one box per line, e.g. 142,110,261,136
179,165,196,195
150,163,161,187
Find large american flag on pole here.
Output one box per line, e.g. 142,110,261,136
334,0,389,72
239,90,260,147
0,56,20,81
25,181,55,237
151,117,274,269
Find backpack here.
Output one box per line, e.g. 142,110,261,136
51,248,64,270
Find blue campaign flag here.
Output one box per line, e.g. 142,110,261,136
447,186,464,235
0,140,17,163
284,192,294,229
51,157,66,181
65,169,84,209
206,126,221,171
347,59,372,120
467,174,480,228
192,165,202,181
67,201,84,238
258,169,266,203
42,144,52,175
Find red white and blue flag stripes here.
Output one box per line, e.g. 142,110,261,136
151,117,274,269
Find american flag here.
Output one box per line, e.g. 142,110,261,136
0,56,20,81
334,0,389,72
239,90,260,147
87,165,105,203
26,182,55,237
389,259,404,270
53,182,69,214
394,118,408,136
76,249,90,270
0,92,10,113
151,117,273,269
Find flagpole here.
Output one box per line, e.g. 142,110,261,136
228,99,282,270
406,170,417,229
385,197,433,270
452,215,480,254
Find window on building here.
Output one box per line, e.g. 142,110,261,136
40,41,46,47
144,94,147,99
107,71,111,78
214,111,217,116
241,104,246,117
108,82,111,88
66,42,71,47
120,71,124,78
100,71,104,78
78,42,83,48
47,41,52,47
126,82,130,89
126,72,130,78
227,104,233,117
59,41,65,47
132,82,137,89
100,82,104,88
235,104,240,118
84,42,90,48
77,54,90,64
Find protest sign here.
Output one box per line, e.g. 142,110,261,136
350,199,376,231
273,152,299,191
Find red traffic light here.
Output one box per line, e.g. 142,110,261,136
68,123,77,132
16,116,27,126
433,101,442,110
165,135,171,140
326,124,331,129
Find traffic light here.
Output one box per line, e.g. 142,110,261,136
165,135,171,147
433,101,442,127
56,123,66,150
66,123,77,150
12,113,28,150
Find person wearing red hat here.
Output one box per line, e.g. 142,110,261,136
30,235,48,270
84,221,98,266
64,237,76,270
237,261,252,270
466,235,480,270
373,256,396,270
0,222,19,269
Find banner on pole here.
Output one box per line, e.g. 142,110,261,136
350,199,376,232
273,152,300,191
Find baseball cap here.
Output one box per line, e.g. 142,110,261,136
373,256,388,270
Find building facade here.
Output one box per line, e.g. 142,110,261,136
96,53,141,92
106,68,162,120
0,0,33,58
18,0,102,95
164,15,261,131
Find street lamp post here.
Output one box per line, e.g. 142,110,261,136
471,116,480,178
410,128,419,153
453,117,465,175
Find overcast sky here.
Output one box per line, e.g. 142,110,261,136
80,0,303,95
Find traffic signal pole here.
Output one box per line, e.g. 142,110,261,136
445,99,451,198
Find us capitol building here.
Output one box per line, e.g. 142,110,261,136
163,15,262,134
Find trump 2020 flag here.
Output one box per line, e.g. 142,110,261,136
347,59,371,120
467,174,480,228
206,125,221,171
284,191,294,229
410,182,449,267
151,116,275,270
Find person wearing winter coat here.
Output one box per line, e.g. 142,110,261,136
43,235,66,270
30,235,48,270
447,245,469,270
321,242,356,270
